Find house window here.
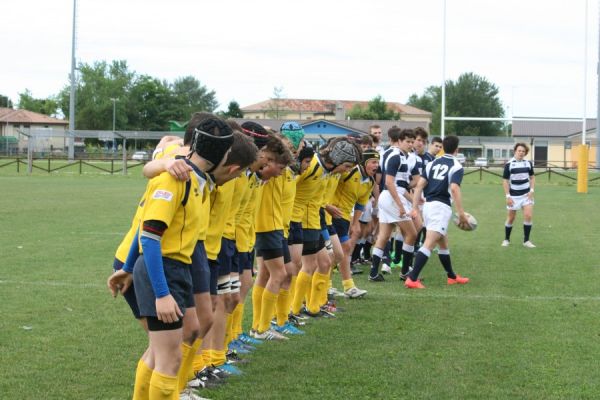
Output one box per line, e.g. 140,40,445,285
509,149,514,157
564,141,571,149
502,149,508,158
494,149,501,158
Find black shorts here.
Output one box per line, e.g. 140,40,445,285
113,258,141,319
216,238,236,277
327,224,336,236
208,259,218,295
332,218,350,243
237,250,254,273
282,238,291,264
288,222,303,245
191,241,210,294
303,228,321,242
133,256,194,322
255,230,284,251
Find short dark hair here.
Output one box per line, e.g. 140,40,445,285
387,126,402,142
399,129,416,141
431,136,443,145
443,135,460,154
226,120,243,133
514,142,529,155
369,124,381,132
223,132,258,168
361,135,373,146
414,127,428,140
184,112,214,145
265,135,293,166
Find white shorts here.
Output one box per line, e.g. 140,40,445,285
359,199,373,223
423,201,452,236
507,194,534,211
378,190,412,224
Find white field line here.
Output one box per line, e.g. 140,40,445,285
1,279,600,302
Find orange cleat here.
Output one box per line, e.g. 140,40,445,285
404,278,425,289
447,275,470,285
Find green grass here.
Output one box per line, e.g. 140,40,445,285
1,173,599,399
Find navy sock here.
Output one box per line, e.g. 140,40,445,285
351,243,362,262
408,248,430,281
438,250,456,279
505,225,513,241
363,241,372,259
370,247,384,277
393,240,403,264
524,223,532,242
401,244,414,275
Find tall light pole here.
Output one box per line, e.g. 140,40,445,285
110,98,117,152
68,0,77,160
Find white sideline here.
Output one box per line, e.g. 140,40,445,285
1,279,600,302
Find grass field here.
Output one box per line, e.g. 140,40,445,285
1,171,599,399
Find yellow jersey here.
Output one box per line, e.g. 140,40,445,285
255,173,285,233
292,155,330,229
332,166,374,221
223,175,249,240
205,179,236,260
321,172,341,225
138,167,209,264
235,172,264,252
281,167,297,238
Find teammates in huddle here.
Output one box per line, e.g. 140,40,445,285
107,114,535,399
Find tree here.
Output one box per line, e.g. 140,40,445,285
407,72,505,136
18,89,59,116
169,76,218,122
267,86,285,119
219,101,244,119
347,95,400,120
0,94,13,108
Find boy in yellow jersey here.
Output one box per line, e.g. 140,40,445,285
107,116,235,400
248,130,296,340
290,138,361,318
329,149,379,298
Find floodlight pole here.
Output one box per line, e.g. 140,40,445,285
110,98,117,151
597,0,600,169
68,0,77,161
441,0,447,139
577,0,589,193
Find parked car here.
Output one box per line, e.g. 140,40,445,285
131,151,149,161
456,153,466,164
474,157,488,167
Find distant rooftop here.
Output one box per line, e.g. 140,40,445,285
0,108,68,125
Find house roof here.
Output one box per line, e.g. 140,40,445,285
231,118,429,136
512,118,596,138
0,108,68,125
241,98,431,117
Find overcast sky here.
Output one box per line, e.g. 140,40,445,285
1,0,598,119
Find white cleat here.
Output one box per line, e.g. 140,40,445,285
381,264,392,274
501,240,510,247
344,286,368,298
180,388,211,400
523,241,536,248
252,328,289,341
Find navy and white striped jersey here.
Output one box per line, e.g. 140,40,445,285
421,154,464,207
503,158,534,196
383,148,412,193
409,152,424,178
378,147,396,192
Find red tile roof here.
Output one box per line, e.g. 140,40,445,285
0,108,68,125
242,98,431,116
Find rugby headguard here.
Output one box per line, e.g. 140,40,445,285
361,149,380,169
280,121,305,150
241,121,270,149
329,139,361,167
192,117,234,172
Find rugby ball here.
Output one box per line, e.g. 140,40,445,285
453,212,478,231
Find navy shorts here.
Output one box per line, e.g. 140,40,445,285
255,230,285,251
327,224,337,236
133,256,194,320
216,238,236,277
332,218,350,243
208,259,218,295
237,250,254,273
282,238,291,264
288,222,303,245
113,258,141,319
191,241,210,294
303,228,321,243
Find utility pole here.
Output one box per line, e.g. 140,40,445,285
68,0,77,160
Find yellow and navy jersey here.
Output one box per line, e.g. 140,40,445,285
114,144,184,263
223,175,249,240
235,172,264,252
292,154,330,229
255,173,285,233
321,172,341,225
332,166,374,221
138,167,209,264
205,179,236,260
281,167,297,238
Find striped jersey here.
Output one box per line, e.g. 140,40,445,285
421,154,464,207
503,158,534,196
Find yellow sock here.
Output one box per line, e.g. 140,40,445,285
342,278,355,292
192,353,205,376
133,358,153,400
258,289,278,333
224,313,233,347
291,271,312,315
178,339,202,391
305,277,313,306
149,370,177,400
321,269,332,306
252,285,265,331
201,349,212,367
231,303,244,339
276,288,290,326
288,276,297,308
212,349,226,367
308,272,329,313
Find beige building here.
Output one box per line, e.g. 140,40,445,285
241,98,432,125
0,108,72,154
